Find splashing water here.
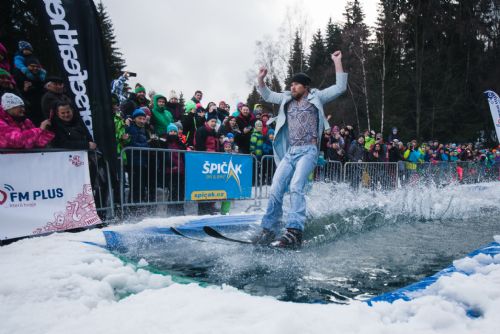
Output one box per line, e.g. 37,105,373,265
114,182,500,304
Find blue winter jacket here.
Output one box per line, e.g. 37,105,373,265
126,123,149,166
257,72,348,164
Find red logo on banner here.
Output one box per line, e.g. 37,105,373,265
0,189,7,205
69,155,84,167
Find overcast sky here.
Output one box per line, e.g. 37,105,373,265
100,0,377,108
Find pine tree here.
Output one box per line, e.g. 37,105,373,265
270,75,282,93
178,92,185,107
246,85,261,111
308,29,328,88
285,30,308,88
325,18,343,55
96,1,126,80
323,18,343,89
342,0,371,130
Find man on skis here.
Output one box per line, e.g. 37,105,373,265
252,50,347,249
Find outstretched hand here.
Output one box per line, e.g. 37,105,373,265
258,67,268,80
331,51,344,73
331,51,342,62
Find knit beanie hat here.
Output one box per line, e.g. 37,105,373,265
167,123,178,133
184,100,196,113
169,90,178,100
18,41,33,52
290,73,311,86
254,120,263,129
25,56,40,66
206,112,218,121
134,86,146,94
227,133,234,139
0,68,11,77
132,108,146,118
1,93,24,110
174,121,183,130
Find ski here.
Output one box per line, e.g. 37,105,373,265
202,226,287,253
170,227,207,242
202,226,253,244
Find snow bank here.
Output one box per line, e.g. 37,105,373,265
1,215,500,334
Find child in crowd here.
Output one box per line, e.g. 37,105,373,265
250,120,264,160
14,41,46,81
223,137,233,153
263,128,274,156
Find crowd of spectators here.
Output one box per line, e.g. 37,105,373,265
321,126,500,167
1,40,499,206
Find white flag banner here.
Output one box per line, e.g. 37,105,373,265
0,151,102,240
485,90,500,143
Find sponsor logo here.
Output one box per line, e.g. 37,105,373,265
69,154,84,167
43,0,93,134
0,184,64,207
202,158,243,191
191,190,227,201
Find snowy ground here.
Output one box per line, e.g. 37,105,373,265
1,183,500,334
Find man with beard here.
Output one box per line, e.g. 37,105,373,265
12,56,46,125
251,51,347,249
235,104,256,154
41,76,71,119
120,85,151,119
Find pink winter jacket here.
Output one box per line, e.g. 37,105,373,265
0,107,54,149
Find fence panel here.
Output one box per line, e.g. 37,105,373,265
120,147,259,214
343,162,398,190
88,151,114,219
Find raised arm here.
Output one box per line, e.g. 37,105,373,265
256,67,284,105
317,51,348,104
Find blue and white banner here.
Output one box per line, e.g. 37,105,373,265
485,90,500,143
0,151,102,240
185,152,253,201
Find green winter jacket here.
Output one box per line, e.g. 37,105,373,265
151,94,174,136
250,129,264,158
364,136,375,150
114,112,130,164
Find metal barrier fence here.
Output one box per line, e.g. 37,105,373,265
344,162,399,190
258,155,343,199
397,161,499,187
88,151,115,219
120,147,260,216
0,149,115,219
3,147,499,221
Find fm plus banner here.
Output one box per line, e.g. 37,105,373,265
0,151,102,240
185,152,253,201
35,0,117,168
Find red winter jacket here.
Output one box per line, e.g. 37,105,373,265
0,107,54,149
194,124,219,152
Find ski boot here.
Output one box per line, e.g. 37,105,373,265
250,228,276,245
270,228,303,249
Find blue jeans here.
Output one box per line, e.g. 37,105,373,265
262,145,318,233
